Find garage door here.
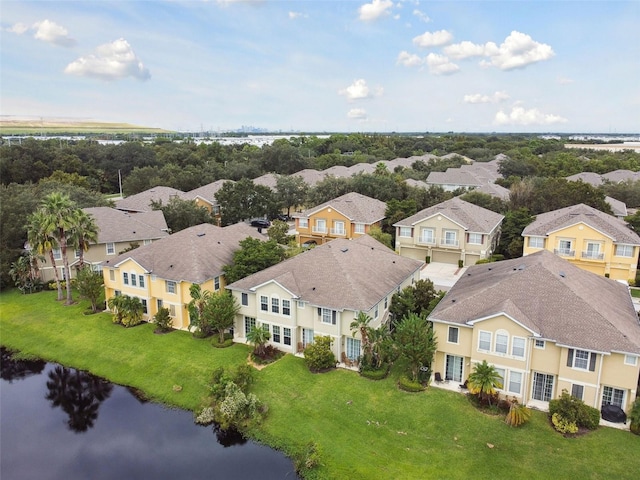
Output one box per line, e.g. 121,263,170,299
399,247,427,262
464,254,480,266
432,250,460,264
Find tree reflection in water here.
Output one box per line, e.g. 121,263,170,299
213,424,248,448
45,365,113,433
0,347,46,382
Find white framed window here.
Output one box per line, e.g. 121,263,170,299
512,337,526,358
346,337,361,361
354,223,365,234
244,316,256,336
532,372,554,402
157,299,163,310
123,272,129,285
615,244,634,257
165,280,176,294
478,331,491,351
214,276,220,291
297,300,305,309
141,299,148,315
571,384,584,400
74,249,81,259
529,237,544,248
241,293,248,306
271,297,279,314
302,328,314,347
109,270,115,281
272,325,281,343
508,371,522,394
332,220,345,236
534,339,545,349
282,299,291,316
131,274,137,287
260,295,268,312
313,219,327,234
138,275,145,288
143,239,152,245
602,386,625,408
495,331,508,354
283,327,291,346
168,304,176,317
556,239,574,257
573,349,589,369
495,367,506,390
468,233,482,245
448,326,459,344
399,227,412,238
106,243,115,255
420,227,434,244
374,304,379,319
298,218,308,228
53,248,62,260
321,308,336,325
443,230,458,247
384,297,388,309
583,241,602,259
625,354,638,366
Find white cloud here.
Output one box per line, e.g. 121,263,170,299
6,22,29,35
413,9,430,23
288,11,308,20
396,51,423,67
494,106,567,126
32,19,76,47
338,79,382,101
413,29,453,48
444,40,495,59
463,91,510,104
558,76,574,85
425,53,459,75
486,31,554,70
347,108,368,119
358,0,393,22
65,38,150,81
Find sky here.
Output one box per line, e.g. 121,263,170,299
1,0,639,133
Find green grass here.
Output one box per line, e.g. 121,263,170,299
2,289,639,479
630,288,640,298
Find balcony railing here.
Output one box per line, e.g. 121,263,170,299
312,227,327,234
440,238,460,247
554,248,575,257
581,251,604,260
330,228,346,236
418,237,435,245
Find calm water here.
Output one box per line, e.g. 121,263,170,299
0,350,297,480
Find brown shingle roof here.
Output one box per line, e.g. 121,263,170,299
522,203,640,245
227,235,423,312
296,192,386,224
83,207,169,244
187,180,232,203
102,222,264,284
115,186,188,213
429,250,640,354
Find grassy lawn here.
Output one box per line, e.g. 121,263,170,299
630,288,640,298
2,289,639,479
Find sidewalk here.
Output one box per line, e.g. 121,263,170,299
420,262,468,291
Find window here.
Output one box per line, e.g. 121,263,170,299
141,299,148,315
321,308,337,325
346,337,361,361
374,304,379,319
332,220,345,235
131,274,137,287
583,241,602,259
534,339,545,349
106,243,115,255
157,299,163,310
298,218,308,228
314,219,326,234
384,296,388,309
399,227,412,238
419,227,434,244
168,304,176,317
529,237,544,248
241,293,248,306
495,368,506,389
556,239,573,256
567,348,596,371
123,272,129,285
448,326,459,344
615,244,634,257
508,371,522,394
495,332,508,354
512,337,525,358
283,327,291,346
244,316,256,336
53,248,62,260
143,239,152,245
625,354,638,366
272,325,281,343
109,270,115,281
602,386,625,408
479,331,491,351
260,295,268,312
532,372,554,402
138,275,145,288
74,249,81,259
445,355,463,382
271,297,279,314
114,290,121,297
571,384,584,400
468,233,482,245
165,281,176,294
302,328,314,347
214,276,220,291
297,300,305,309
282,299,291,316
354,223,365,234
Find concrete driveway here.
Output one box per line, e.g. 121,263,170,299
420,262,467,291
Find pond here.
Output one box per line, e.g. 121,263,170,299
0,349,297,480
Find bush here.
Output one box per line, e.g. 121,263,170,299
549,389,600,431
398,375,425,392
211,332,234,348
294,442,321,476
458,259,464,268
580,403,601,430
505,401,532,427
552,413,578,434
303,336,336,372
629,397,640,436
360,363,390,380
153,307,172,332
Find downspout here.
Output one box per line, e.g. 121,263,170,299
595,353,604,409
523,337,533,405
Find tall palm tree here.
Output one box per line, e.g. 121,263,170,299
69,209,98,269
187,284,212,334
350,311,373,367
41,192,77,305
467,360,503,407
27,210,63,300
247,323,271,357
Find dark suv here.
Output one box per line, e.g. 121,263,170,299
250,219,270,228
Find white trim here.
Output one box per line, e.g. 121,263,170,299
466,311,538,336
558,377,599,389
545,221,615,241
624,354,638,366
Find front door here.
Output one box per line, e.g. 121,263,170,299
532,372,554,402
445,355,463,382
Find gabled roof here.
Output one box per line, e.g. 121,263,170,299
426,170,483,187
83,207,169,244
522,203,640,245
187,180,232,204
605,196,628,218
115,186,188,213
292,169,326,186
394,197,504,233
602,169,640,183
227,235,423,312
295,192,386,224
429,250,640,355
252,173,279,190
102,222,264,284
565,172,604,187
473,182,510,200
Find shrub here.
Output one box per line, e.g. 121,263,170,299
552,413,578,434
360,363,390,380
629,397,640,436
580,403,601,430
549,390,599,430
425,256,431,264
153,307,172,332
294,442,321,476
218,382,262,430
211,332,234,348
398,375,425,392
458,259,464,268
505,401,532,427
304,336,336,372
232,363,255,393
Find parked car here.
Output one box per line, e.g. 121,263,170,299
250,219,271,228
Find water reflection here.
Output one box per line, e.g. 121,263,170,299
0,348,45,382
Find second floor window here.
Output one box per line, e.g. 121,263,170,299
567,348,595,371
260,296,268,312
420,228,434,244
468,233,482,245
332,220,345,235
165,281,176,294
123,272,129,285
615,244,634,257
106,243,115,255
53,248,62,260
299,218,308,228
529,237,544,248
354,223,365,234
271,297,279,314
241,293,248,306
282,299,291,316
314,219,326,234
320,308,337,325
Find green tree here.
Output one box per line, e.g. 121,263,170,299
215,178,277,226
368,225,393,249
68,209,99,268
390,279,442,328
467,360,503,406
304,336,336,372
151,197,214,233
394,313,437,383
247,323,271,357
223,237,285,284
276,175,308,217
75,266,104,313
267,220,292,245
153,307,173,332
27,209,63,299
9,253,42,294
187,284,213,337
496,207,534,259
207,291,240,343
350,312,373,367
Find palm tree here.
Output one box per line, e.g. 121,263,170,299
69,209,98,269
350,311,373,367
467,360,503,407
41,193,77,305
107,295,126,324
247,323,271,357
27,210,63,300
187,284,212,335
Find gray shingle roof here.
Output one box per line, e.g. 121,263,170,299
115,186,188,213
429,250,640,355
426,170,483,187
565,172,604,187
187,180,232,203
102,222,264,284
296,192,387,224
605,196,628,217
227,235,423,312
83,207,169,244
522,203,640,245
393,197,504,234
252,173,279,190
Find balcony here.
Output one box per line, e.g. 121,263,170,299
581,251,604,260
554,248,575,257
330,228,346,236
440,238,459,248
418,237,435,245
312,227,327,234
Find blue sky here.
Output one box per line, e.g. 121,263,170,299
1,0,639,133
